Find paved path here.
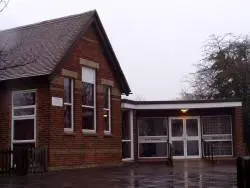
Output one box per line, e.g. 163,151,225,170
0,161,237,188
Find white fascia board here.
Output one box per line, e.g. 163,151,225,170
121,101,242,110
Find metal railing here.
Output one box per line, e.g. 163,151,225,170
166,142,173,166
0,147,48,176
202,140,214,164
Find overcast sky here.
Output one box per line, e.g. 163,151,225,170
0,0,250,100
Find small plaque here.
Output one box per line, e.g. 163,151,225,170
52,97,63,107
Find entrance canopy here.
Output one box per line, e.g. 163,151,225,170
122,99,242,110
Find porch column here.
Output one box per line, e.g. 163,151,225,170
234,107,246,156
129,110,134,160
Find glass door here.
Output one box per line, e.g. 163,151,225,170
186,118,201,158
169,119,185,158
169,117,201,159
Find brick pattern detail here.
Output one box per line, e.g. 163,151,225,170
234,107,246,156
48,24,122,168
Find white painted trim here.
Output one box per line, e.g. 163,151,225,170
130,110,134,160
63,78,74,132
104,87,111,133
122,110,134,160
82,67,96,133
122,101,242,110
11,90,37,156
137,117,168,159
169,116,201,159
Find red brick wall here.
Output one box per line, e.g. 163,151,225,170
0,78,50,149
0,89,11,148
48,24,122,168
234,107,246,156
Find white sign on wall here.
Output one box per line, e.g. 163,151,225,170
51,97,63,107
138,136,168,143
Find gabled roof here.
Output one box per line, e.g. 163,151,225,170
0,10,131,95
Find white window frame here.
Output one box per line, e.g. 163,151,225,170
201,115,233,157
64,78,74,133
137,117,169,159
82,67,96,134
122,110,134,161
11,90,36,145
104,86,111,135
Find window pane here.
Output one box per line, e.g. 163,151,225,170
187,140,199,156
122,142,131,158
139,143,167,157
104,110,110,131
14,119,34,140
202,116,232,135
64,78,72,103
14,108,34,116
138,118,168,136
208,141,232,156
82,67,95,83
83,82,94,106
13,92,35,106
186,119,198,136
64,105,72,128
122,111,130,140
104,86,109,109
171,119,183,137
82,107,94,130
172,141,184,156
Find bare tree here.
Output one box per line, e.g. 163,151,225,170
0,0,9,13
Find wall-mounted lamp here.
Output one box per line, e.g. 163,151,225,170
103,114,108,118
180,109,188,113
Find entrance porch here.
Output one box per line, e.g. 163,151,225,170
121,99,245,162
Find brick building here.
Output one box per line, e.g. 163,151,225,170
0,10,247,170
0,10,130,169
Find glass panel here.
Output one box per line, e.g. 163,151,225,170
14,119,34,140
104,110,110,131
139,143,167,157
14,108,34,116
82,107,94,130
13,92,35,106
138,118,167,136
186,119,198,136
122,111,130,140
171,119,183,137
122,141,131,158
202,116,232,135
187,140,199,156
83,82,94,106
104,86,110,109
64,105,72,128
172,141,184,156
64,78,72,103
209,141,232,156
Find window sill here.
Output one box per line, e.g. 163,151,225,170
82,130,98,136
104,132,113,137
64,129,75,136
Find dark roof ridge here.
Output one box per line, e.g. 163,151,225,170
0,10,96,33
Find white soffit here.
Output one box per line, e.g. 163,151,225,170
121,101,242,110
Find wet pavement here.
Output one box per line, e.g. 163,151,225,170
0,160,237,188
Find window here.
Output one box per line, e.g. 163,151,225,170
122,111,134,160
64,78,74,132
201,116,233,156
104,86,111,134
82,67,96,133
138,118,168,158
12,90,36,143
